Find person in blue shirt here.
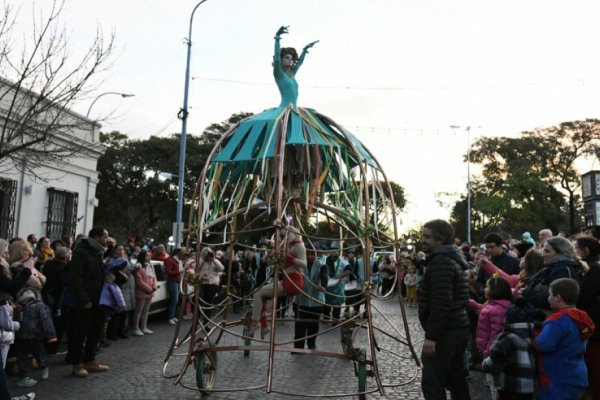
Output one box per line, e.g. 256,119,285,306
534,278,595,400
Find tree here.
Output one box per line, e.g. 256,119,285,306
95,113,255,242
0,0,113,177
451,119,600,239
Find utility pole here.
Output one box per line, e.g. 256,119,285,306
450,125,481,244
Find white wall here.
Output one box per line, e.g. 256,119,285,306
0,78,104,239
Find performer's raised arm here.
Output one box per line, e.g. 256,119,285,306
293,40,319,74
273,25,289,79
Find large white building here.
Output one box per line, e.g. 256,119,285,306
0,77,104,240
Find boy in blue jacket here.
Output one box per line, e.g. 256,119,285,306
534,278,595,400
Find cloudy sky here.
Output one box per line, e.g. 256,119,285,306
14,0,600,230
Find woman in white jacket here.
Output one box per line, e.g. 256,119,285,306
198,248,224,324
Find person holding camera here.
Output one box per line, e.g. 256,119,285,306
198,248,225,325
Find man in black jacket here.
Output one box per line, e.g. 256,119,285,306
66,227,110,378
419,219,471,400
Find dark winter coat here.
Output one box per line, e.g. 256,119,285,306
577,260,600,342
16,299,56,341
482,322,536,394
521,257,580,311
418,245,470,341
67,238,105,307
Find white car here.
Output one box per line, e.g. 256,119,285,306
145,260,169,315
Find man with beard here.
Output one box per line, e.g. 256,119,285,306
419,219,471,400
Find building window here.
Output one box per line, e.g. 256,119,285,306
0,179,17,239
46,188,78,240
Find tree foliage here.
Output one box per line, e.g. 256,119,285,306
94,113,253,242
450,119,600,241
0,0,113,177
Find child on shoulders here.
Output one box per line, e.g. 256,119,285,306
534,278,595,400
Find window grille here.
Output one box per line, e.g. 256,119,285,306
46,188,78,240
0,179,17,239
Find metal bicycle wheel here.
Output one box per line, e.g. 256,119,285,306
195,343,217,391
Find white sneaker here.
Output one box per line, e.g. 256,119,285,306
40,366,49,380
16,376,38,387
142,328,154,335
11,393,35,400
183,314,192,320
133,329,144,336
168,318,177,325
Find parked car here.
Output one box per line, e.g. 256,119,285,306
373,251,395,261
145,260,169,315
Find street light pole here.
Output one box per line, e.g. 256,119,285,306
174,0,209,249
86,92,135,119
450,125,481,244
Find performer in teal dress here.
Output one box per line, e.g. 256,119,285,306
207,26,375,220
272,25,318,108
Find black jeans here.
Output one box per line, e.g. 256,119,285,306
294,305,322,349
200,284,219,323
0,348,11,400
66,305,105,365
421,334,471,400
15,339,47,377
322,305,341,321
344,289,364,314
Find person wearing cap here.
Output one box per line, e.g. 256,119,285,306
14,289,56,387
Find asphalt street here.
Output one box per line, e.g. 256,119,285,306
7,297,488,400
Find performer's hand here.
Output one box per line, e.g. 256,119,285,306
422,338,436,357
276,25,289,37
304,40,319,50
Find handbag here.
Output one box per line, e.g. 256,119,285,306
0,329,13,344
0,303,15,344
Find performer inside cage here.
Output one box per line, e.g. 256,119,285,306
249,221,307,333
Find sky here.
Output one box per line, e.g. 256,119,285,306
12,0,600,231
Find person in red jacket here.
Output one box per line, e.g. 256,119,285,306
164,248,183,325
249,222,306,334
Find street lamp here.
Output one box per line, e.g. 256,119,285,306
174,0,209,249
86,92,135,119
450,125,481,244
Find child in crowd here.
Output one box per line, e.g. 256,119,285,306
468,276,513,400
14,289,57,387
482,299,545,400
403,265,418,306
534,278,595,400
132,250,157,336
